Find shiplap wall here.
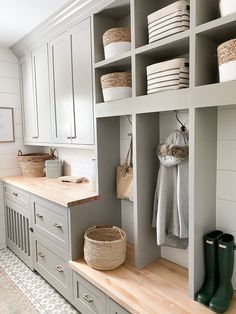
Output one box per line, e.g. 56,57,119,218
217,105,236,289
0,47,41,249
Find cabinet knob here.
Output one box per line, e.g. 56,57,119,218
12,192,18,197
67,136,76,139
32,136,39,139
55,265,64,272
83,294,93,303
38,252,45,258
53,222,63,228
36,213,43,218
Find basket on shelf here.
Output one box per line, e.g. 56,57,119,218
17,150,52,178
101,71,132,102
217,38,236,83
84,225,127,270
103,28,131,59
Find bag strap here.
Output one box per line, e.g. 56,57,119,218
123,137,133,168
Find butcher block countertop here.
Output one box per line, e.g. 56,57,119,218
1,176,99,207
69,258,234,314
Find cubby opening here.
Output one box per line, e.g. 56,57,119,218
135,110,189,270
93,0,131,63
192,105,236,296
95,58,132,104
196,0,220,26
195,23,236,86
135,40,189,96
134,0,190,48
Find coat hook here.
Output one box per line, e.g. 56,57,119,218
127,115,132,125
174,110,187,132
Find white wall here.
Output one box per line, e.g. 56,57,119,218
0,47,40,249
217,105,236,289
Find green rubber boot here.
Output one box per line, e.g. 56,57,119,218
197,230,223,305
209,233,235,313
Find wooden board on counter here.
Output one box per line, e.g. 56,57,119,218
69,258,236,314
1,176,99,207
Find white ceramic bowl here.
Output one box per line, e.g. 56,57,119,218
219,0,236,17
104,42,131,59
102,87,132,102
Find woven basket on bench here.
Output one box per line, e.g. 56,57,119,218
84,225,127,270
17,150,52,177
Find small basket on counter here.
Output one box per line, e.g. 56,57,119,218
217,38,236,83
101,71,132,102
103,28,131,59
17,150,52,178
84,225,127,270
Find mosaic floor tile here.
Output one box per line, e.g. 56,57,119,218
0,248,78,313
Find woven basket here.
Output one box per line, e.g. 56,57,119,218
17,150,52,177
84,225,127,270
101,72,132,89
217,39,236,66
103,28,131,47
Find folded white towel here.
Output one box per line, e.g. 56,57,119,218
147,68,189,81
147,58,189,76
148,78,189,90
148,0,190,24
149,26,189,43
148,73,189,85
148,11,190,32
147,84,188,94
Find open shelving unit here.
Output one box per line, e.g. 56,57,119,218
92,0,236,301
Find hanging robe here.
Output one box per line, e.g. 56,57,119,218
152,130,189,249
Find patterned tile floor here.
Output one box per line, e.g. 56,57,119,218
0,248,78,314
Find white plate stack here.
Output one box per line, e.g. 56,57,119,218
146,58,189,94
148,0,190,44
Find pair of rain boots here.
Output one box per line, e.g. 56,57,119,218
197,230,235,313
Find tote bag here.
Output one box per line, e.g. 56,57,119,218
116,138,133,202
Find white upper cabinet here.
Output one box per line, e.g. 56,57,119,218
19,54,37,143
31,44,52,143
70,17,94,145
49,32,75,144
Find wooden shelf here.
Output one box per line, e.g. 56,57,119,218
196,13,236,43
135,30,190,58
95,97,133,118
94,51,131,69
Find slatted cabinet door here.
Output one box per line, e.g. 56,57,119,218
5,198,33,269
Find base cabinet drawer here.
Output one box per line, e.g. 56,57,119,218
73,272,106,314
32,196,69,250
4,184,30,208
34,235,71,299
108,299,130,314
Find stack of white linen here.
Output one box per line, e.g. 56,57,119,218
148,0,190,44
146,58,189,94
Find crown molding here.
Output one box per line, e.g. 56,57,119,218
11,0,112,57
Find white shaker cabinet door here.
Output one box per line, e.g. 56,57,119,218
32,44,52,143
70,17,95,145
19,54,37,143
49,32,75,144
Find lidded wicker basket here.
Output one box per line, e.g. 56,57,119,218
101,71,132,102
103,28,131,59
17,150,52,178
217,38,236,82
84,225,127,270
101,71,132,89
103,28,131,47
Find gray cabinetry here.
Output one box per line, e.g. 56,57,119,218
70,17,94,145
49,32,75,144
31,43,52,143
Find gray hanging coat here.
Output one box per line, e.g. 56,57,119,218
152,130,189,249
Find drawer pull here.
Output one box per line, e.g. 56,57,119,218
38,252,45,258
55,265,64,272
12,192,18,197
83,294,93,303
36,213,43,218
53,222,63,228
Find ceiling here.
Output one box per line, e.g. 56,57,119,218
0,0,71,47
